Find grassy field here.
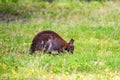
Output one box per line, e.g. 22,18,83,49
0,1,120,80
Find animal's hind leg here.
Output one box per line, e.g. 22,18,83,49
29,43,36,54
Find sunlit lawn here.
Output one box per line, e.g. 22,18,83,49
0,1,120,80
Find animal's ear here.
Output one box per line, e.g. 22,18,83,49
68,38,74,45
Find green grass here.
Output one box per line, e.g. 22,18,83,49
0,1,120,80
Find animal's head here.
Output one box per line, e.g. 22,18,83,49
66,38,74,54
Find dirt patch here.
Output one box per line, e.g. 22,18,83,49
0,11,24,22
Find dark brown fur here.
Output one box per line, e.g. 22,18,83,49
30,30,74,54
